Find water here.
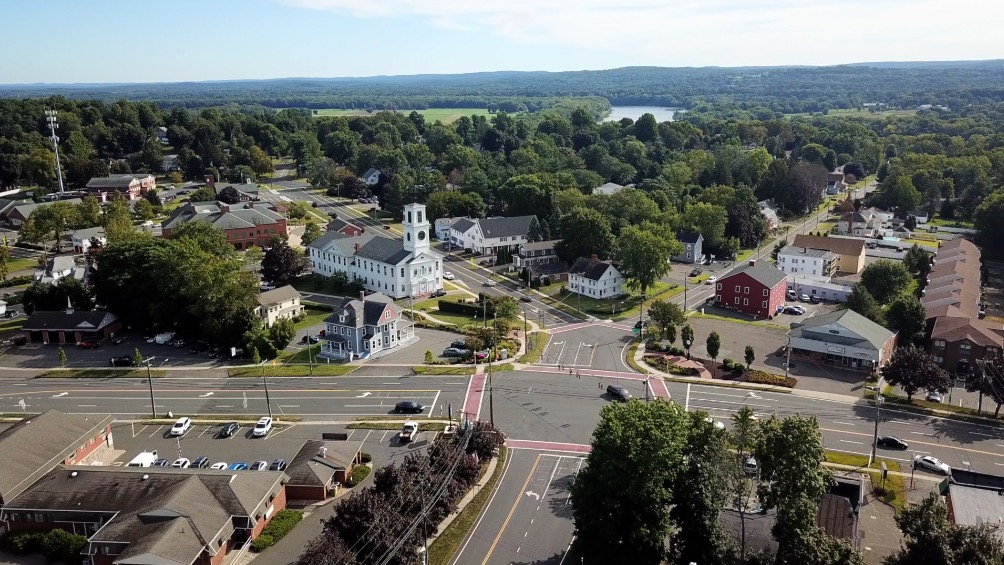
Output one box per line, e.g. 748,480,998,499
604,106,680,123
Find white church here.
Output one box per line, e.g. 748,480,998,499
307,203,444,298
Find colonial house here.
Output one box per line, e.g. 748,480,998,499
307,204,444,298
84,174,156,201
257,286,304,327
449,215,538,255
434,216,467,241
673,231,704,264
789,309,897,372
791,234,866,274
327,217,364,237
34,256,79,284
162,201,288,251
319,292,406,360
72,227,106,254
567,255,623,299
514,240,567,283
758,201,780,231
714,260,787,319
777,246,838,282
162,154,179,172
361,168,382,186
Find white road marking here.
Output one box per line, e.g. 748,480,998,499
685,384,691,412
971,432,994,437
833,421,856,426
910,432,935,437
839,439,863,445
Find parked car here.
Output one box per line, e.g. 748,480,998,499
189,341,210,353
171,458,191,469
809,295,820,304
250,461,268,471
926,391,943,403
394,401,425,414
634,320,648,330
606,385,631,402
3,310,19,318
479,258,495,266
430,289,447,298
260,283,275,291
876,436,909,450
443,271,455,280
744,456,759,475
252,417,273,437
152,459,171,467
151,332,175,345
915,455,951,475
705,276,717,285
450,339,468,349
706,416,726,430
227,462,249,471
210,462,228,470
799,294,811,302
301,335,320,344
358,197,368,203
269,459,288,471
442,347,469,358
783,306,804,315
689,268,702,277
78,340,99,349
191,456,210,469
787,289,797,300
218,422,240,438
109,356,134,367
169,417,192,437
172,339,187,349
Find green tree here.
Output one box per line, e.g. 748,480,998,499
21,202,81,252
903,244,932,278
844,284,884,324
648,300,685,341
488,295,520,321
744,345,755,370
168,221,234,258
286,201,308,220
76,196,103,227
684,202,728,251
187,186,217,202
244,323,278,360
706,331,721,372
555,207,616,264
249,145,274,177
859,259,912,302
133,347,144,369
881,346,951,402
886,492,1004,565
571,399,688,564
268,317,296,351
134,199,155,221
0,244,9,282
301,222,322,246
57,347,67,367
730,406,762,563
261,237,303,285
102,195,137,242
681,324,695,357
886,295,927,347
975,191,1004,257
618,226,682,297
423,350,434,364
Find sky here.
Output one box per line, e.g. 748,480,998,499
1,0,1002,84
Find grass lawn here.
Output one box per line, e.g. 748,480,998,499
926,216,974,229
227,364,355,377
516,332,548,364
309,108,492,124
424,309,483,327
290,274,337,294
0,317,25,336
690,311,789,330
815,221,837,234
824,452,906,513
901,238,938,250
626,341,650,375
280,344,322,363
294,302,332,331
539,281,679,320
412,365,473,375
7,257,38,273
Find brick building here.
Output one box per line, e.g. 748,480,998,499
162,201,288,250
84,175,156,201
713,260,787,319
284,440,362,502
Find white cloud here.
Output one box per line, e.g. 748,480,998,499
282,0,1003,66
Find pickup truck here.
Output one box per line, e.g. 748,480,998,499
399,421,419,443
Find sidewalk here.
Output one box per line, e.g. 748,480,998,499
425,451,499,546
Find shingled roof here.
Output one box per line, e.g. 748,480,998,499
326,293,400,328
478,216,536,239
22,310,118,332
355,237,415,265
792,234,866,257
286,440,362,487
85,174,153,189
721,261,787,289
569,256,616,281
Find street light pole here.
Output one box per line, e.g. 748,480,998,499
144,356,157,418
262,364,273,420
869,394,884,466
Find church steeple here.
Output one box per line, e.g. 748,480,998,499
402,203,430,254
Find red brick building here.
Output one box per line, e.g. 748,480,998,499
714,260,788,319
162,201,288,250
285,440,362,502
84,174,156,201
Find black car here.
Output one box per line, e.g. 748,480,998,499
218,422,240,438
689,268,702,277
809,295,820,304
269,458,288,471
520,295,532,302
450,339,468,349
394,401,425,414
301,335,320,344
876,436,909,450
633,320,648,330
152,459,171,467
191,456,210,469
109,355,134,367
430,289,447,298
606,385,632,402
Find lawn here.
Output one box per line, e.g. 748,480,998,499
900,238,938,250
412,365,473,375
538,281,680,320
227,364,355,377
308,108,492,124
281,344,322,363
516,332,548,364
0,317,25,336
926,216,974,229
6,257,38,273
294,302,332,331
824,451,906,513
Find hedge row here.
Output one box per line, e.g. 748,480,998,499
644,356,700,376
437,299,484,317
1,275,33,288
744,370,797,388
250,509,303,552
1,529,88,564
347,465,371,487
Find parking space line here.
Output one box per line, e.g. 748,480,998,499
197,426,211,438
148,426,162,438
264,425,295,440
427,390,441,418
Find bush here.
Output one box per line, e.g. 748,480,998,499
346,464,371,487
2,530,87,563
744,370,797,388
438,299,483,317
1,276,33,288
360,452,372,464
644,356,700,376
250,509,303,552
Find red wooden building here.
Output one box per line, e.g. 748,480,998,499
714,260,787,320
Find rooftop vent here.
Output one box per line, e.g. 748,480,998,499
70,471,78,478
142,475,149,480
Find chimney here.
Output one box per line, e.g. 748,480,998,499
359,291,365,302
318,445,327,458
204,175,216,191
749,259,756,267
219,204,229,213
354,243,361,253
590,254,598,263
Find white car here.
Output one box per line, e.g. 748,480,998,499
210,462,228,470
252,416,273,438
169,417,192,437
706,276,717,285
171,458,191,469
706,416,725,430
926,391,943,403
744,456,758,474
799,294,811,302
443,271,455,280
915,455,951,475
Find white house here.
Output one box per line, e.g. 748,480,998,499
434,216,467,241
256,285,304,327
34,256,81,284
449,215,538,255
567,255,623,299
155,126,169,145
361,168,382,186
306,203,444,298
593,182,626,196
72,227,106,253
758,201,780,231
319,292,406,360
777,246,838,282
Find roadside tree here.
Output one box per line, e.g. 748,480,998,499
555,207,616,264
881,346,951,402
860,259,911,302
619,226,682,298
681,324,695,358
649,300,685,339
301,222,323,246
268,318,296,351
262,237,304,285
744,345,755,370
885,295,927,347
706,330,721,367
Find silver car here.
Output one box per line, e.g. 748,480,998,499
914,455,951,475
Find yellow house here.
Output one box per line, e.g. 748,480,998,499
257,285,304,326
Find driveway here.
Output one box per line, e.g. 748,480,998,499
368,328,465,365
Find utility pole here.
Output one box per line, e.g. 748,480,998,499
683,276,688,311
144,356,158,418
784,334,792,380
638,292,647,340
262,362,273,420
45,109,65,195
489,313,496,426
869,393,883,466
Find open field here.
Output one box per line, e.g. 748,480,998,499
307,108,493,123
785,109,918,118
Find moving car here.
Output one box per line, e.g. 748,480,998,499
78,340,99,349
169,417,192,437
483,280,496,287
914,455,951,475
443,271,455,280
218,422,240,438
250,461,269,471
210,462,228,470
399,421,419,443
876,436,909,450
520,295,532,302
689,268,702,277
191,456,210,469
227,462,249,471
269,459,288,471
109,355,135,367
705,276,717,285
394,401,425,414
606,385,631,402
926,391,943,403
171,458,191,469
251,417,273,437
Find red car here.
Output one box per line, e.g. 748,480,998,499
78,340,100,349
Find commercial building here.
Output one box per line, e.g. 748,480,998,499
84,174,156,201
791,234,866,274
785,276,852,302
713,260,787,319
567,256,623,299
788,309,896,372
22,308,121,345
285,440,363,502
162,201,288,251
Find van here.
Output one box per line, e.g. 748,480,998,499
126,450,159,467
786,289,797,301
606,385,631,402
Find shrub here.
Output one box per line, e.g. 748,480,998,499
1,276,33,288
250,509,303,552
644,356,700,376
744,370,797,388
346,465,371,487
424,350,434,364
360,452,372,464
2,530,87,563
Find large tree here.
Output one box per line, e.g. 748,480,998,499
885,296,927,347
571,400,688,564
859,259,912,302
881,346,951,402
844,284,884,325
555,207,616,264
261,236,305,285
886,492,1004,565
974,190,1004,258
20,201,81,252
617,226,681,297
648,300,685,340
903,244,933,278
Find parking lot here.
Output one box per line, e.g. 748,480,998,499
369,328,467,365
0,333,223,369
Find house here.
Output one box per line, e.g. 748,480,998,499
361,168,382,186
673,231,703,264
945,468,1004,541
758,201,780,231
826,172,847,195
593,182,626,196
910,210,931,224
567,255,623,299
162,154,179,172
22,308,121,345
514,240,560,269
72,227,106,254
837,211,878,238
0,410,114,507
449,215,538,255
257,286,304,327
789,309,896,372
713,260,787,319
0,465,287,565
162,201,288,251
791,234,866,274
327,217,364,237
777,246,838,282
434,216,467,241
5,198,81,227
320,292,407,360
34,256,81,284
307,204,443,298
84,174,156,201
155,126,169,145
285,440,363,502
219,183,260,202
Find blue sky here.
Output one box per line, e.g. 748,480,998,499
1,0,1000,84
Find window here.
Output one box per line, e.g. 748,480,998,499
763,289,768,296
743,298,749,305
934,356,944,363
960,343,972,350
735,285,740,293
734,297,740,305
762,301,768,308
743,286,749,294
716,295,721,302
716,283,722,290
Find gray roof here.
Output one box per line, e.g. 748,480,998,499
85,174,153,189
307,230,381,255
593,182,625,196
22,310,118,332
0,411,113,504
478,216,536,239
257,285,301,307
676,230,702,244
326,293,400,328
569,257,616,281
362,168,381,179
162,201,283,231
519,240,559,253
790,309,895,351
286,440,361,487
779,246,838,260
11,198,82,220
355,237,414,265
722,262,787,289
451,218,477,234
72,226,106,240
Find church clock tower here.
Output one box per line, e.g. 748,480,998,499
402,203,430,254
